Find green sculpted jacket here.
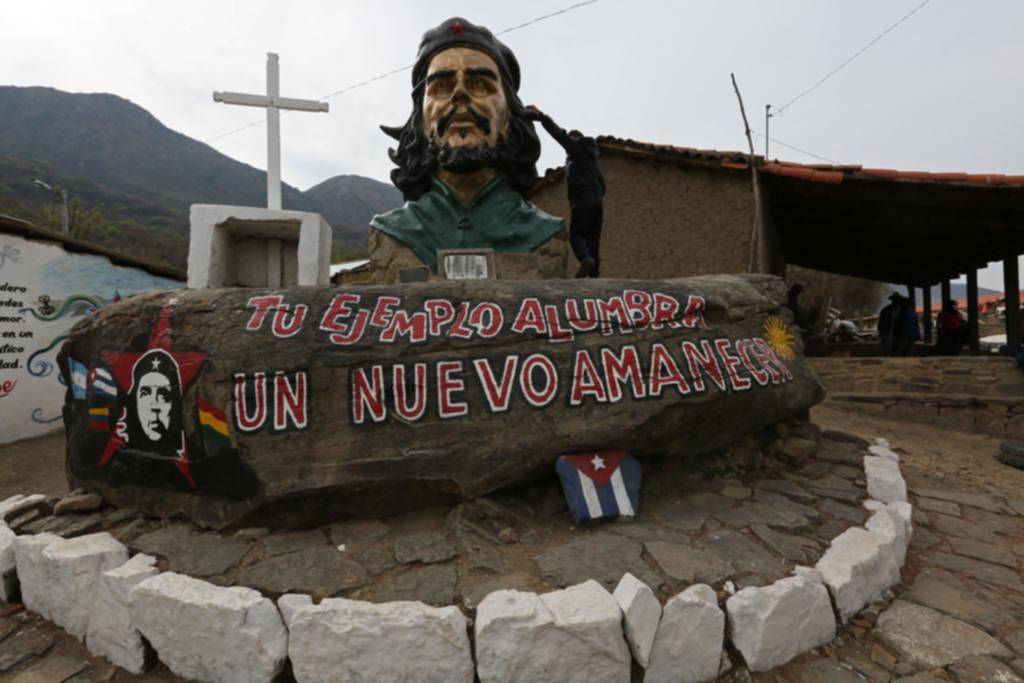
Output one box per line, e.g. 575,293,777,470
370,176,565,272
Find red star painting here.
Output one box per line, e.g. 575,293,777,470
97,298,207,488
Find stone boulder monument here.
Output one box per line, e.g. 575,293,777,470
369,17,569,283
59,276,823,528
56,18,825,529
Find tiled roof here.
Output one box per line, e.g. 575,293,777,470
917,291,1023,314
760,161,1024,187
531,136,753,193
594,136,752,165
530,135,1024,190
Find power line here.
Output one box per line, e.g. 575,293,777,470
751,131,839,164
775,0,933,116
206,118,265,143
312,2,600,110
205,0,600,144
495,0,599,35
317,63,415,102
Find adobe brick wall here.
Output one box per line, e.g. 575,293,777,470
809,356,1024,439
529,153,754,279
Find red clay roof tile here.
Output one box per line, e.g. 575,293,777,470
530,136,1024,191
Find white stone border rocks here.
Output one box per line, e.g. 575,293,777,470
0,434,913,683
86,553,159,674
285,594,475,683
129,572,288,683
726,567,836,672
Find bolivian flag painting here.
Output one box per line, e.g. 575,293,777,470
197,397,231,454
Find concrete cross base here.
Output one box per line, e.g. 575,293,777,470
187,204,332,289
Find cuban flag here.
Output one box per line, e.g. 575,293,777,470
87,363,118,400
69,358,89,400
556,451,642,524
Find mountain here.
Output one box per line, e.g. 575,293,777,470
927,283,999,303
0,155,191,267
889,283,1000,303
0,155,182,229
0,86,401,263
0,86,314,227
305,174,402,245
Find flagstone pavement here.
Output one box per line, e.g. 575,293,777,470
1,404,1023,682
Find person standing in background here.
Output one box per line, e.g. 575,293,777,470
877,293,902,356
893,295,921,356
526,105,606,277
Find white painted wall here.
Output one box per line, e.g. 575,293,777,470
187,204,331,288
0,232,182,445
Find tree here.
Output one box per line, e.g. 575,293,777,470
39,196,104,238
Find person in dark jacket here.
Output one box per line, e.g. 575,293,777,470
893,297,921,356
877,293,902,356
526,106,606,277
935,299,965,355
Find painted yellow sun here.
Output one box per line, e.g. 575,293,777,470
763,316,796,360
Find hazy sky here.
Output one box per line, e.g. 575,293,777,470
5,1,1023,289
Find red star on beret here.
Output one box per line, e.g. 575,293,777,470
451,21,465,36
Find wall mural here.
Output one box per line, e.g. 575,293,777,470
0,232,182,444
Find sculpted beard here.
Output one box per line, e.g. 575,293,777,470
431,104,510,174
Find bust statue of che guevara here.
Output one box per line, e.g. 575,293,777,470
369,17,567,281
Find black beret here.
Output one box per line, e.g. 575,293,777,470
412,17,521,92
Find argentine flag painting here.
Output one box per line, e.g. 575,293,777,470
556,451,642,524
69,358,89,400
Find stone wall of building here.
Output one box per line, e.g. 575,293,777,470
809,356,1024,439
529,153,754,279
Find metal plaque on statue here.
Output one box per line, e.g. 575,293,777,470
439,249,495,280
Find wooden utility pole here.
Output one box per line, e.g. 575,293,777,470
731,74,765,275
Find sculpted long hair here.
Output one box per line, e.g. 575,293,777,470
382,77,541,201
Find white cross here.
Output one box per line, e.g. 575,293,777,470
213,53,329,210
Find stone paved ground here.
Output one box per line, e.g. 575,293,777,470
2,403,1023,681
748,404,1024,683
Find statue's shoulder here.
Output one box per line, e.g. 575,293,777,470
370,187,450,235
370,200,419,233
521,199,566,233
507,195,566,246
